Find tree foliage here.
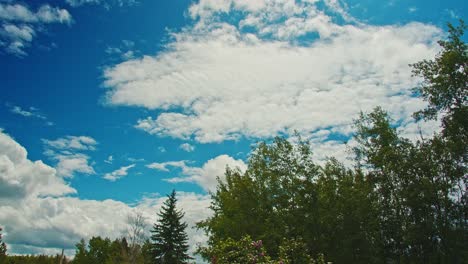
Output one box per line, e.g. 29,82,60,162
0,227,7,262
150,190,191,264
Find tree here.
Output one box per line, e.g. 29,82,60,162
126,211,147,264
150,190,191,263
0,227,7,262
410,20,467,263
197,136,321,259
411,20,467,157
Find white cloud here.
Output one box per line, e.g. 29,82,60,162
0,3,71,24
158,146,166,153
54,153,95,178
0,129,75,202
0,2,71,56
8,105,50,124
0,129,212,261
103,164,135,181
105,20,440,143
43,136,97,151
65,0,138,8
104,155,113,164
147,160,187,172
105,39,137,60
147,155,247,192
179,143,195,152
43,136,97,177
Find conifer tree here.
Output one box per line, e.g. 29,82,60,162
0,227,6,260
150,190,191,263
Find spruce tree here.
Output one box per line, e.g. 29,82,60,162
150,190,191,263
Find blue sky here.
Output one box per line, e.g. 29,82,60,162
0,0,466,259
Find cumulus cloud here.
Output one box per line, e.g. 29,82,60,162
147,155,247,192
0,2,72,56
0,129,211,260
103,164,135,181
43,136,97,177
179,143,195,152
0,130,75,202
104,0,441,147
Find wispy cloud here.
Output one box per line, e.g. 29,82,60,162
105,39,138,60
103,164,135,181
8,104,54,125
65,0,138,8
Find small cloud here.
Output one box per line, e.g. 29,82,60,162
179,143,195,152
43,136,97,151
445,9,459,19
146,160,187,172
104,155,113,164
105,39,138,60
8,104,52,125
408,7,417,13
9,105,46,119
128,157,145,162
158,146,166,153
103,164,136,181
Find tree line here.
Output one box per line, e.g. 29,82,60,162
0,21,466,263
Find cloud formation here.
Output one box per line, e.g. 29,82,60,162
43,136,98,177
103,164,135,181
104,0,441,147
147,154,247,192
0,129,75,202
179,143,195,152
0,129,211,260
0,2,72,56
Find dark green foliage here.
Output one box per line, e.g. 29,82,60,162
411,20,468,159
72,237,132,264
4,254,70,264
150,190,191,264
0,227,6,262
197,136,321,259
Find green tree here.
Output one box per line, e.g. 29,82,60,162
0,227,7,262
409,20,467,263
411,20,468,156
197,137,321,259
150,190,191,263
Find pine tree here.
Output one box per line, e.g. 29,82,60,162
0,227,7,261
150,190,191,264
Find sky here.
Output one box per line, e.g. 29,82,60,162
0,0,466,260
